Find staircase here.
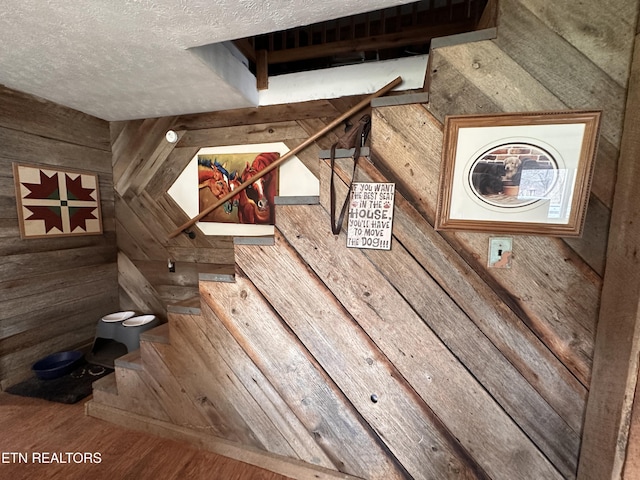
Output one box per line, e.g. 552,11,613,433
91,323,175,423
88,94,600,480
89,298,236,431
88,290,364,480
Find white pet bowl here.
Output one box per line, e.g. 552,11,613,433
102,311,136,323
122,315,156,327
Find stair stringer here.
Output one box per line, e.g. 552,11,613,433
88,292,346,477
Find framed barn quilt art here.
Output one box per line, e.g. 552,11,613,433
13,163,102,238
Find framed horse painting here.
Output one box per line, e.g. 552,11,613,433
197,151,279,226
168,142,319,237
435,110,601,237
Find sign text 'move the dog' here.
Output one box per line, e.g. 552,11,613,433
347,182,395,250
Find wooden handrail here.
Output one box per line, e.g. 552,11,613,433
167,75,403,239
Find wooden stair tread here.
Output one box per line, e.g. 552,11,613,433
91,372,122,408
196,262,235,275
198,263,235,283
140,322,170,344
114,349,143,370
168,296,202,315
199,272,236,282
92,371,118,394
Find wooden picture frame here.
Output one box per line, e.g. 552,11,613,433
13,163,102,238
168,142,319,237
435,110,601,237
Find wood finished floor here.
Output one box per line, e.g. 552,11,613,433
0,392,293,480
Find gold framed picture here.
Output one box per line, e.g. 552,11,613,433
435,110,601,237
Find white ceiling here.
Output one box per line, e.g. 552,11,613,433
0,0,417,121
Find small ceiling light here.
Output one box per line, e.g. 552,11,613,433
165,130,178,143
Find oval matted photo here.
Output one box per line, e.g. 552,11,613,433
468,143,560,209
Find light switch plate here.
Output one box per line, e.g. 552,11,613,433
488,236,513,268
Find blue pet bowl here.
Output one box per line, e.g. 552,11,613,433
32,351,84,380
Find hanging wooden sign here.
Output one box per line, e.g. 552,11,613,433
346,182,395,250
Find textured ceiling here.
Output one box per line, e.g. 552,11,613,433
0,0,416,121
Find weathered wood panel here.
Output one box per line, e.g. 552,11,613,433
0,244,117,282
519,0,638,88
113,117,177,197
94,2,638,477
578,28,640,480
0,86,117,386
113,358,173,422
266,204,564,478
191,301,340,471
174,99,342,131
165,313,299,456
178,121,310,148
1,277,117,338
323,157,582,475
235,239,491,479
144,146,200,199
201,280,408,479
432,40,567,114
117,252,167,318
623,362,640,478
0,85,111,151
495,0,627,148
372,104,600,387
138,340,212,427
0,126,113,175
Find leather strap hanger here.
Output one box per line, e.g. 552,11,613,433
329,115,371,235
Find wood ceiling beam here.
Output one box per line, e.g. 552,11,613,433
232,38,256,63
265,20,475,65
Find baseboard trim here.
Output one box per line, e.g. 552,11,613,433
85,400,363,480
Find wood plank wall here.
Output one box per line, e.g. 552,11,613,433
109,98,362,318
579,24,640,480
94,1,639,479
0,86,118,388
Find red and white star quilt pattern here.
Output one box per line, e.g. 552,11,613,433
13,163,102,238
